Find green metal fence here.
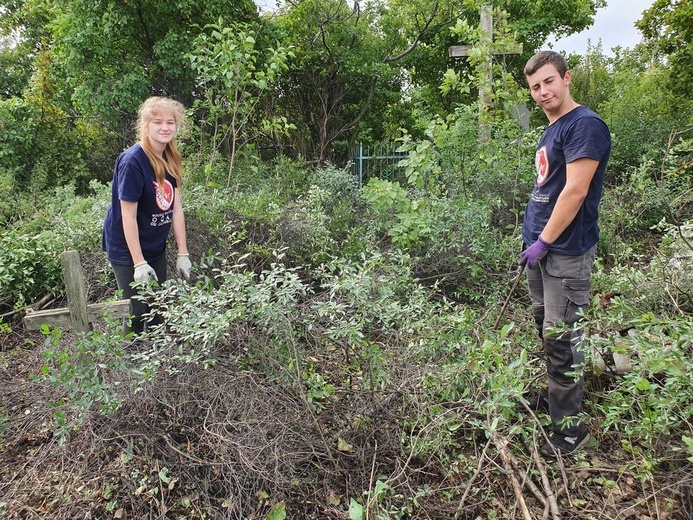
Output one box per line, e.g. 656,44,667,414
348,142,407,187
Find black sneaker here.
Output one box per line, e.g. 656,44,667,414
540,431,591,457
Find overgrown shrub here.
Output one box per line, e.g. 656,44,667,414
584,299,693,476
0,230,63,311
360,110,526,302
0,180,113,313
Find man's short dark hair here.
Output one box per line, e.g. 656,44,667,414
524,51,569,78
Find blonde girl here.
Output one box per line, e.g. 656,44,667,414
102,97,191,334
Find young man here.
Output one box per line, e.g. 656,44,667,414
520,51,611,457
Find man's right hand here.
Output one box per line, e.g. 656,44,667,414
133,261,158,283
520,237,551,269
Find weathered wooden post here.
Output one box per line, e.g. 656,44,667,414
61,250,90,333
23,250,130,332
448,5,523,138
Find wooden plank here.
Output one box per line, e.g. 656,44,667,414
60,250,90,333
449,45,472,58
449,43,523,58
23,299,131,331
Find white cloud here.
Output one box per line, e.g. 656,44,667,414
549,0,655,55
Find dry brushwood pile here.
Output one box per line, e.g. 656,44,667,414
0,324,693,520
1,327,691,519
0,232,692,519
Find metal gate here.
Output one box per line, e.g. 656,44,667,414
348,142,407,187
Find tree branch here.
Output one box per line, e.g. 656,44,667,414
383,1,441,63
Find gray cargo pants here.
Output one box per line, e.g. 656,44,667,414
526,245,596,438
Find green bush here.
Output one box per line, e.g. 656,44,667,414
0,181,112,312
360,109,525,302
600,64,674,178
584,301,693,476
0,230,63,311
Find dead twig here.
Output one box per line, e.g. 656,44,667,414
455,437,493,517
490,431,533,520
520,398,572,504
365,440,378,519
493,264,526,329
1,293,56,320
531,433,561,520
507,444,548,510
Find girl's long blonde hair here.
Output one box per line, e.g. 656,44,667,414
136,96,185,188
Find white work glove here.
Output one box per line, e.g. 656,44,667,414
176,253,192,280
133,261,158,283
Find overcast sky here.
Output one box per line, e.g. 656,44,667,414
549,0,655,55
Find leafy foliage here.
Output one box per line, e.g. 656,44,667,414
637,0,693,102
567,41,616,115
0,231,62,311
187,20,294,185
0,181,110,313
47,0,258,119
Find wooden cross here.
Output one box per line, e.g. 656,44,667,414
23,250,130,333
448,5,523,134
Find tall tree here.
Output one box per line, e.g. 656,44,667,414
395,0,606,115
0,2,52,98
274,0,399,163
272,0,607,163
637,0,693,102
47,0,259,124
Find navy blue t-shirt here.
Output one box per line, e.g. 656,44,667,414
522,105,611,256
102,144,178,265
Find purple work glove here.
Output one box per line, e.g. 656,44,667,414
520,236,551,269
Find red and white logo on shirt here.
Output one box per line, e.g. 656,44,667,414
535,146,549,185
153,179,175,211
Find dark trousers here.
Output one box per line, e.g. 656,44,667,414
111,254,167,335
526,245,596,437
